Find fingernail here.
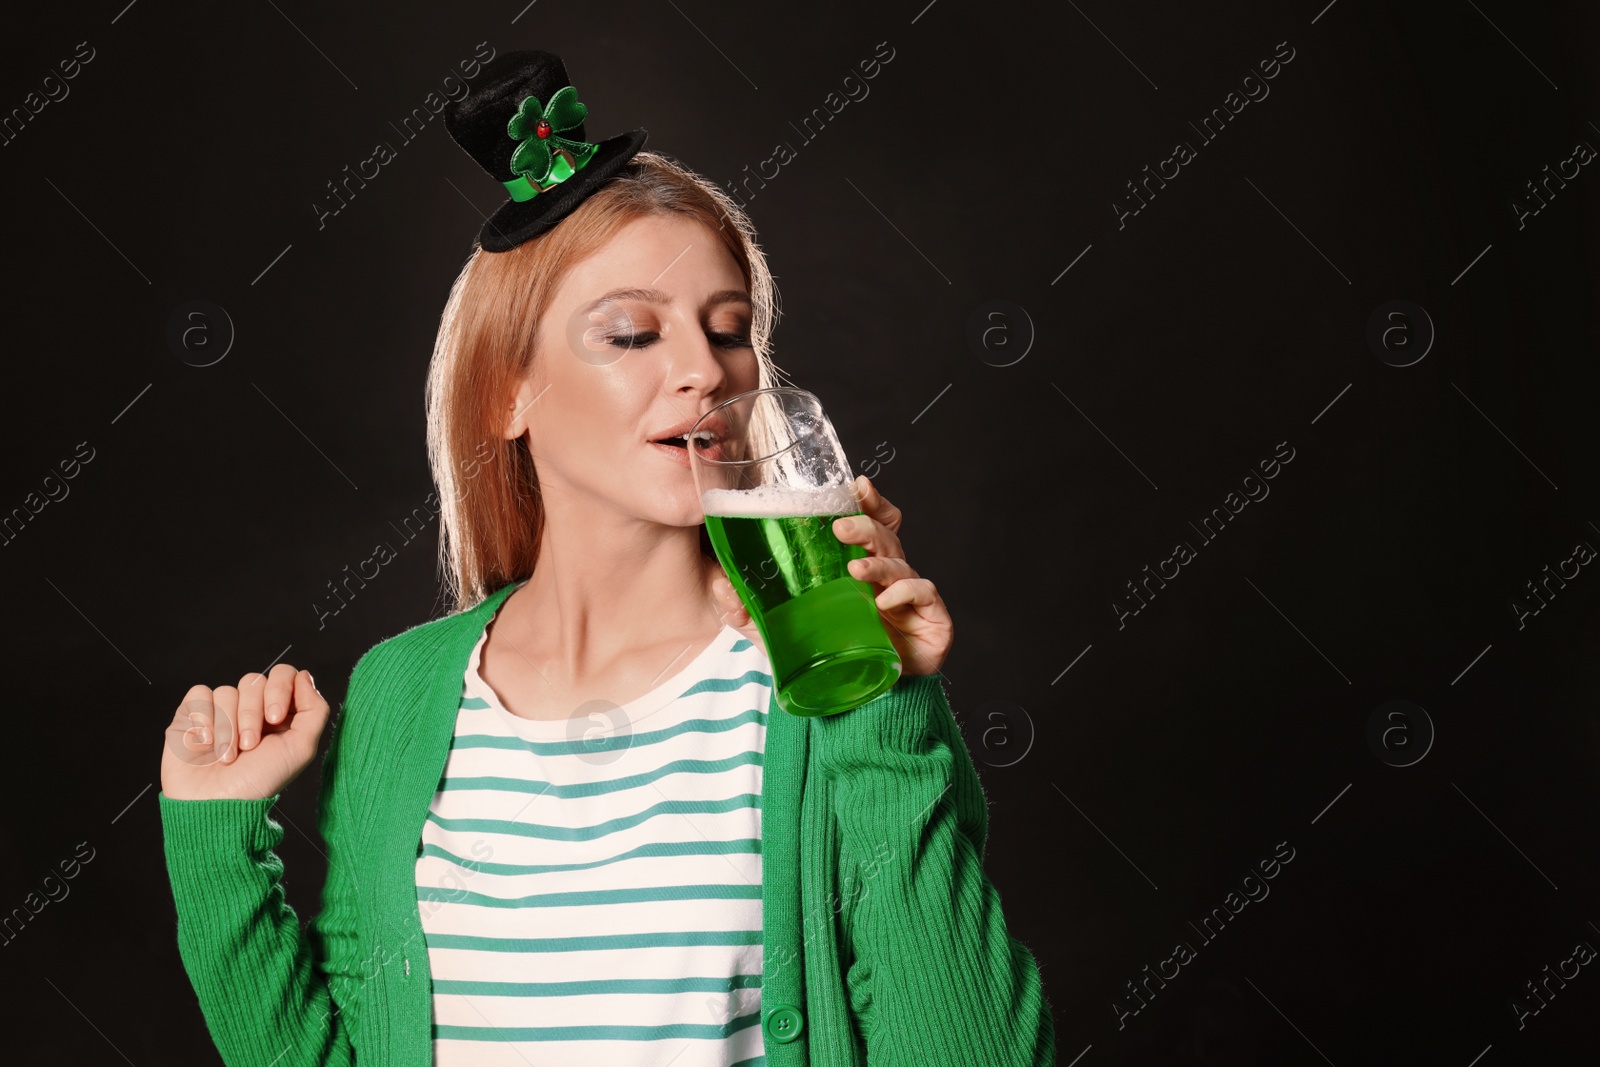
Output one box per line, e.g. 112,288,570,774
266,704,281,723
240,729,257,750
307,670,317,690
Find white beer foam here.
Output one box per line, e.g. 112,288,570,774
701,482,859,518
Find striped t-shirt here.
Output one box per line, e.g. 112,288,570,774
414,604,771,1066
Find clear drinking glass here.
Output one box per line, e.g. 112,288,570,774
689,387,902,717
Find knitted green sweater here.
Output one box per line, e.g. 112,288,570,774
159,579,1056,1065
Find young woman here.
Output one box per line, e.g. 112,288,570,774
158,51,1054,1067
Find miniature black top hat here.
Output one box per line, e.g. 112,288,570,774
444,50,647,252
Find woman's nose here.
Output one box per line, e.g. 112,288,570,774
665,332,728,396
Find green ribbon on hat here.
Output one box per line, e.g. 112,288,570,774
502,85,600,202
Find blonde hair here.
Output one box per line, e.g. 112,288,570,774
424,149,784,615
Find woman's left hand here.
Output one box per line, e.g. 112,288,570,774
708,474,953,676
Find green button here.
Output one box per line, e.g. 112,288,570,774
764,1002,805,1043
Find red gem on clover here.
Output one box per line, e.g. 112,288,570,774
535,119,552,139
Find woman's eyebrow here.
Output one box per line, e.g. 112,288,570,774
580,287,752,313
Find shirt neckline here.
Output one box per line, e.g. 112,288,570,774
467,589,747,739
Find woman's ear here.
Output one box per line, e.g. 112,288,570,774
503,371,548,440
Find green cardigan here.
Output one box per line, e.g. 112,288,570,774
159,579,1056,1065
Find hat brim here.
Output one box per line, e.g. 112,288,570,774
478,129,648,253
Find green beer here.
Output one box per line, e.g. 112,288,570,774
703,483,901,716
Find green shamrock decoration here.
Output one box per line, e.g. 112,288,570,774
506,86,597,184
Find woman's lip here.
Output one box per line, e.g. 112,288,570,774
650,440,692,467
649,439,725,465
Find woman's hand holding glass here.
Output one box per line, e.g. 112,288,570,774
710,474,953,678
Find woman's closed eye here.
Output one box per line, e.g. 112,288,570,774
605,330,752,349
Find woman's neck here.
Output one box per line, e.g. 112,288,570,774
498,515,723,676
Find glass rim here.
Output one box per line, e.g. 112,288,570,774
689,386,821,467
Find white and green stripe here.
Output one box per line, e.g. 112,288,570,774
416,616,770,1066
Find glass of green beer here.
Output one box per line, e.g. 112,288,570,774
689,387,902,717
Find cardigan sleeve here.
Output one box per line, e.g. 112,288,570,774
811,673,1056,1066
158,661,375,1067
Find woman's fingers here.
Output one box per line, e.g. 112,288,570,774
853,475,902,533
235,672,267,755
211,685,239,762
161,666,332,801
704,555,748,622
847,553,917,587
835,476,906,561
833,511,904,562
875,576,941,614
703,554,767,657
171,684,216,754
712,575,743,620
181,718,210,752
281,671,330,753
261,661,299,728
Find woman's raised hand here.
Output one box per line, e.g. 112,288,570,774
160,664,331,801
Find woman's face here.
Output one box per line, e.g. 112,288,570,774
509,213,762,528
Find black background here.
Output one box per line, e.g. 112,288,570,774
2,0,1598,1063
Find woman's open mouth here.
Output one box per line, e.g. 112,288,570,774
650,437,693,466
648,430,723,466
